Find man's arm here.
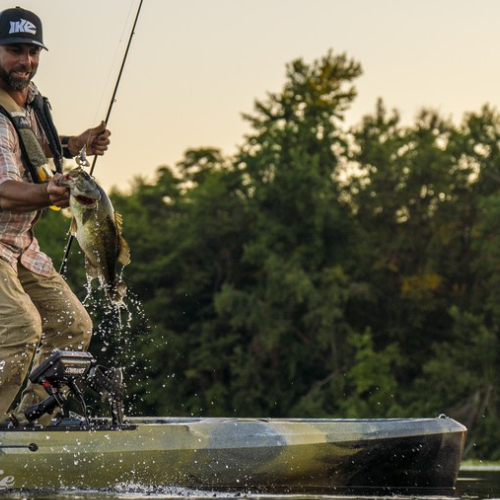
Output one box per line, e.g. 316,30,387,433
0,174,70,212
0,115,70,211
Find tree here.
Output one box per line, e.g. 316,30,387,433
206,51,363,416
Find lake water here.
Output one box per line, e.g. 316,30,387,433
0,466,500,500
0,467,499,500
457,466,500,498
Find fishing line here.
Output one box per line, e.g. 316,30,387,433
91,0,145,176
59,0,145,276
84,0,138,149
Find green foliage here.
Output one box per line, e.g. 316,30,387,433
32,50,500,459
410,307,500,458
340,329,403,417
34,208,87,295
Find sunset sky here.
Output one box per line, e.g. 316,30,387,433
13,0,500,191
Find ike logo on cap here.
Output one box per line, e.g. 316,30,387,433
0,7,47,50
9,18,36,35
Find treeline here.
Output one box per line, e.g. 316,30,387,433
37,51,500,459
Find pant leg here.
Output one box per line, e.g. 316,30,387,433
0,259,42,419
11,264,93,425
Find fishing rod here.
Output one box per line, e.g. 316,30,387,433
59,0,144,276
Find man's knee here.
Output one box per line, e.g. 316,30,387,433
77,308,93,350
64,301,93,350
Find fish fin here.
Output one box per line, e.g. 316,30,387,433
84,257,99,280
108,277,127,307
69,217,78,235
118,236,131,266
113,211,130,265
82,210,93,226
114,212,124,234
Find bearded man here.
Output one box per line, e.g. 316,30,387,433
0,7,111,426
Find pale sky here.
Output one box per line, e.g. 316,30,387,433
13,0,500,192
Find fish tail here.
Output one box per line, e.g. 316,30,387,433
108,277,127,307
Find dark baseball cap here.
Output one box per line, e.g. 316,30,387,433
0,7,47,50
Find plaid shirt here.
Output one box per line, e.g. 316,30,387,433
0,83,53,277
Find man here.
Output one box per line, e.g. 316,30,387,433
0,6,111,426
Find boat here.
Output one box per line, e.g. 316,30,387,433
0,351,467,494
0,414,466,494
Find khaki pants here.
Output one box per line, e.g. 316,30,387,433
0,259,92,425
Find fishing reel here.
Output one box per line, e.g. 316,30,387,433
25,350,125,426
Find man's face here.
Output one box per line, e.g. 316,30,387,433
0,44,41,91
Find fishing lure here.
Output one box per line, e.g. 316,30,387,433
75,146,90,168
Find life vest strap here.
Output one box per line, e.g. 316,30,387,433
0,87,62,184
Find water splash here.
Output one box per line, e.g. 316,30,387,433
82,284,151,416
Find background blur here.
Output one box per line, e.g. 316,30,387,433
13,0,500,191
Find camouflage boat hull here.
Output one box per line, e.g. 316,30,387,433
0,416,466,494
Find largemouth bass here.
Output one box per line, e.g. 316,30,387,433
58,167,131,305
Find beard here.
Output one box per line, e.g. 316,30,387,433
0,66,36,91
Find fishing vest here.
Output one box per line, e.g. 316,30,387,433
0,86,67,183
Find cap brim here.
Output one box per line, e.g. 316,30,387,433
0,38,48,50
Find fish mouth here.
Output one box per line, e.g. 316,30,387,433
75,195,98,206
